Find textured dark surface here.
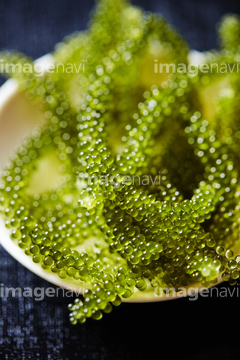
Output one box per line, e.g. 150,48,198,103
1,0,240,359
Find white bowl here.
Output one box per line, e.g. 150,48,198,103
0,53,230,302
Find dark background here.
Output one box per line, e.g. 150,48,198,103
1,0,240,359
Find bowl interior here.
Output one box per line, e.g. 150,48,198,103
0,54,234,302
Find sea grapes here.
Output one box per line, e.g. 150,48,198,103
0,0,240,324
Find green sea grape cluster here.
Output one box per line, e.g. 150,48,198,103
0,0,240,324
